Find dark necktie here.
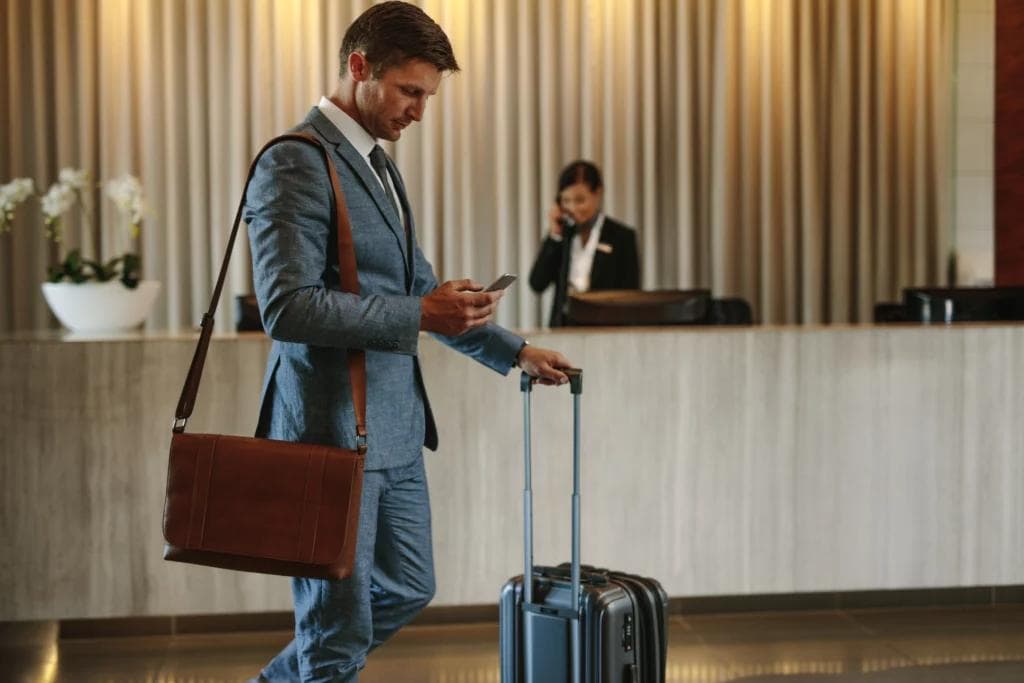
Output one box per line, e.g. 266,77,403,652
369,144,412,284
369,145,402,224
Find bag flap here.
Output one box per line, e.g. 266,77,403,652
163,433,364,568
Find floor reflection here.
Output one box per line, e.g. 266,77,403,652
1,605,1021,682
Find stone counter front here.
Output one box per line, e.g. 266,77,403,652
2,325,1022,620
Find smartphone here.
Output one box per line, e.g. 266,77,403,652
484,273,518,292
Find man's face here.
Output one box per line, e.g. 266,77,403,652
354,58,442,141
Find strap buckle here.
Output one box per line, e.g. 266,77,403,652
172,417,188,433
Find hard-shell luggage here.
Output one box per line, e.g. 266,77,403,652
499,370,668,683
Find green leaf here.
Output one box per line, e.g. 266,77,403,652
120,252,141,288
80,259,107,281
65,249,82,270
49,248,90,283
44,248,144,286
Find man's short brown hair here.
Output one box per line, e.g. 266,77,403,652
340,1,459,79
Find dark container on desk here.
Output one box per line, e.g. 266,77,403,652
565,289,752,326
877,287,1024,323
235,294,264,332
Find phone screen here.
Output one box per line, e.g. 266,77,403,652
485,273,518,291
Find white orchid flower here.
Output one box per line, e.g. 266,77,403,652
40,181,77,242
0,177,36,233
105,174,145,237
58,168,91,192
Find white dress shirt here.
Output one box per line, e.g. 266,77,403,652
567,213,606,294
317,96,405,226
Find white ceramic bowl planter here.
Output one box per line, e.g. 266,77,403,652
41,280,160,332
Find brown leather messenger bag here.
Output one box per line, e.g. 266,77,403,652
162,133,366,579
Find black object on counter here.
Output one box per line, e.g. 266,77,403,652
875,286,1024,323
235,294,264,332
706,297,754,325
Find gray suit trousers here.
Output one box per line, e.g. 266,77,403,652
261,458,434,682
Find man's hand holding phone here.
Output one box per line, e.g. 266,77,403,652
420,277,513,336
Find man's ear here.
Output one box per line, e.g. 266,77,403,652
347,51,372,82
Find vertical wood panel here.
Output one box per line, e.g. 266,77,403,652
996,0,1024,284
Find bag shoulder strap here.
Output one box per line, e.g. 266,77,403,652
172,132,368,453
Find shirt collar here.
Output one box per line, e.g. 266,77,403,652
317,96,378,159
575,213,606,247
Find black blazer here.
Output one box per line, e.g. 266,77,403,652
528,216,640,327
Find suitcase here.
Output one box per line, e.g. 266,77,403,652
499,370,668,683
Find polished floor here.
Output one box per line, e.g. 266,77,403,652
3,605,1024,682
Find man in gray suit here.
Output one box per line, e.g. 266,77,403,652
244,3,571,681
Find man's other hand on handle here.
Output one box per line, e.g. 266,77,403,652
517,345,572,386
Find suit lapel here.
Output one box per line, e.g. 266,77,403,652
305,109,410,276
590,249,612,289
588,219,615,289
386,156,415,287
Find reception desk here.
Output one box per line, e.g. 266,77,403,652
1,325,1023,621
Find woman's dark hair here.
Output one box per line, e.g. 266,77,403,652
340,1,459,79
557,160,603,194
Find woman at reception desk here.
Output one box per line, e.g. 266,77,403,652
528,160,640,327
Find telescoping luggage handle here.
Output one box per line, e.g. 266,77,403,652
520,368,583,683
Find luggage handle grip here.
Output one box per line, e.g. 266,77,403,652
520,367,582,395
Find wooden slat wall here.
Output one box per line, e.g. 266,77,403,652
996,0,1024,284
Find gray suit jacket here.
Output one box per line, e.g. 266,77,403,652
244,108,524,470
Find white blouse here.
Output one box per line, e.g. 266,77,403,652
567,213,606,294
